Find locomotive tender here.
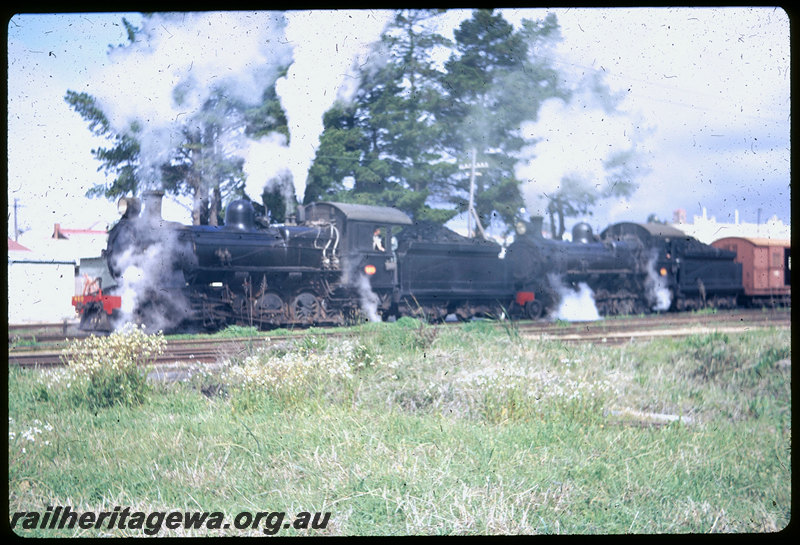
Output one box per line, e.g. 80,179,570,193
73,191,749,332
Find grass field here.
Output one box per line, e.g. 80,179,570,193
7,319,791,536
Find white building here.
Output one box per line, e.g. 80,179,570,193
671,208,790,244
7,224,108,324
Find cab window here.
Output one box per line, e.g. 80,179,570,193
372,227,386,252
355,224,385,252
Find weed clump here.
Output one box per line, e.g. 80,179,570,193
458,359,619,424
684,332,791,387
685,332,737,380
42,323,165,409
225,337,382,412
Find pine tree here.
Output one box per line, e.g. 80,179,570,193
305,10,457,223
64,15,290,225
440,10,569,229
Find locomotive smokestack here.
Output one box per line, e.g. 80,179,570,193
528,216,544,238
142,190,164,220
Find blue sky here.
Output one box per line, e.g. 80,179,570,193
7,8,790,242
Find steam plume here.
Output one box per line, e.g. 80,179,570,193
90,12,294,192
110,216,194,332
645,250,672,311
547,274,600,322
356,274,382,323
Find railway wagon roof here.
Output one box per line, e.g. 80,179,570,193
304,202,413,226
712,236,790,249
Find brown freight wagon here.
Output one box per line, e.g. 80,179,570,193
711,237,790,307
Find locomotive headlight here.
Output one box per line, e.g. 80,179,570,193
117,197,140,218
364,264,377,275
515,221,527,235
659,267,668,277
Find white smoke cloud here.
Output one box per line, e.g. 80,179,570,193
517,96,641,216
275,10,392,203
109,216,193,332
76,10,394,210
240,133,292,202
90,12,294,190
514,51,653,227
547,274,600,322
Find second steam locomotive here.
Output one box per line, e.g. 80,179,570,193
73,190,753,332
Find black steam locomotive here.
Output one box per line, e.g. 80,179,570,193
74,191,512,331
505,216,742,319
73,191,745,332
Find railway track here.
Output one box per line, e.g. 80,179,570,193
8,334,332,369
8,309,790,368
516,308,791,345
529,323,790,346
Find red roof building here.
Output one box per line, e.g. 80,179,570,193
7,238,31,252
52,223,108,239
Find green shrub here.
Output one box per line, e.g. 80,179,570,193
211,324,261,338
685,332,738,380
349,317,440,355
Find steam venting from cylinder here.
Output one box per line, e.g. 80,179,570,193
645,249,672,311
547,274,601,322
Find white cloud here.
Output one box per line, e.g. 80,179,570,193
510,6,789,229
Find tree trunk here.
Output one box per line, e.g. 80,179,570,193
193,183,209,226
209,185,221,226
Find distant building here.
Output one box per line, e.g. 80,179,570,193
45,223,109,261
7,223,109,324
671,208,790,244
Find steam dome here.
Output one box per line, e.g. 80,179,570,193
225,199,255,230
572,222,594,244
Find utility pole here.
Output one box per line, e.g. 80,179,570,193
13,198,20,241
757,207,762,237
459,148,488,238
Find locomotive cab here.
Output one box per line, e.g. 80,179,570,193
303,202,413,317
